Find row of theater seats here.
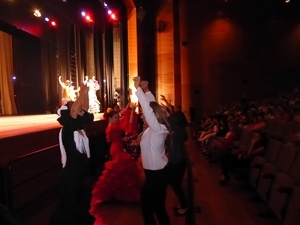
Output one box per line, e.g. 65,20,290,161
235,122,300,225
264,119,300,142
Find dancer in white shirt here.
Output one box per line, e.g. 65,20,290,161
134,76,172,225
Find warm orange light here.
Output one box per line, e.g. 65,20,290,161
85,15,93,22
33,9,41,17
111,14,116,20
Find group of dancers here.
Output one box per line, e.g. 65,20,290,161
51,76,189,225
58,75,101,114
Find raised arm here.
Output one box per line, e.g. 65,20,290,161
160,95,173,114
70,83,89,119
140,80,156,102
58,76,65,88
134,77,163,133
129,103,137,124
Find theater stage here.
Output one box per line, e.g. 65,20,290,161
0,113,106,168
0,113,108,217
0,113,104,139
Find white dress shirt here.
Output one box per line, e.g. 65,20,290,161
135,87,169,170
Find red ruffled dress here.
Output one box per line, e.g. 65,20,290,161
90,122,143,214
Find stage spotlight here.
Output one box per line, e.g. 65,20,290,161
81,11,93,23
111,13,118,20
45,17,50,22
85,15,93,23
50,21,57,27
34,9,41,17
107,10,118,21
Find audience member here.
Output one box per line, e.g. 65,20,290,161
207,121,238,162
219,131,267,185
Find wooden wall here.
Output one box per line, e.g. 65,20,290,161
156,0,300,121
185,0,300,118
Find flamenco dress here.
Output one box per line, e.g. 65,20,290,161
90,123,143,214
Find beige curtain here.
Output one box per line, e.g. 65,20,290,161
0,31,17,115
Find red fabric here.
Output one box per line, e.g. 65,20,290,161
119,108,138,135
90,124,143,215
247,122,266,131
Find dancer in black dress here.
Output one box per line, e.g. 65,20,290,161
50,83,95,225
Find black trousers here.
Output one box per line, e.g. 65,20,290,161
50,153,94,225
141,166,170,225
168,162,187,208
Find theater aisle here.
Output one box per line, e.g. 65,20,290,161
186,134,279,225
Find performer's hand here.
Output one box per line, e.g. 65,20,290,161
160,95,167,102
133,76,141,89
140,80,149,92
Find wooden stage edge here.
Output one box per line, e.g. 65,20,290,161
0,113,106,168
0,113,104,139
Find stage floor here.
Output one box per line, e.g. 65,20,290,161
0,113,103,139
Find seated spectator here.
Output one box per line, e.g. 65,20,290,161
195,116,217,140
219,131,267,185
274,105,292,121
197,124,220,148
247,113,266,131
206,122,238,162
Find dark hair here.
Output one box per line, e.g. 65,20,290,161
66,101,74,109
107,110,119,119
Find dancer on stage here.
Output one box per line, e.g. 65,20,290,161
58,76,80,105
87,76,101,114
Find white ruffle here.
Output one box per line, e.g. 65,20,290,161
58,128,90,168
57,105,68,116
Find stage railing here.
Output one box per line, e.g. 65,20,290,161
5,145,61,212
3,131,109,216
